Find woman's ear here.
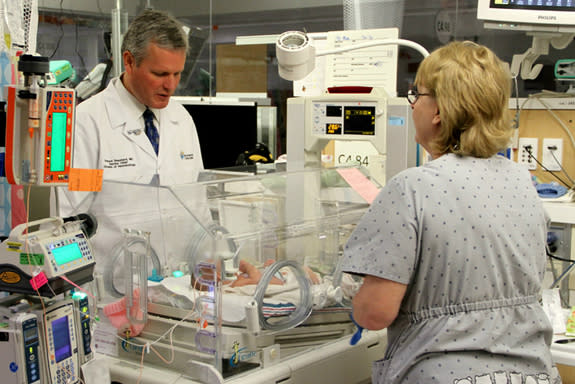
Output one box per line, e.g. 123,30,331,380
432,109,441,125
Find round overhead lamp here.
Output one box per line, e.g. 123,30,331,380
276,31,317,81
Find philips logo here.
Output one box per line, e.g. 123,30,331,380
537,15,557,21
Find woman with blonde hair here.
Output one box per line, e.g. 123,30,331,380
342,41,560,383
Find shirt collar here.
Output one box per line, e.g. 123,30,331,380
115,75,160,120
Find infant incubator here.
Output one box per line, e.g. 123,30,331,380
64,166,387,383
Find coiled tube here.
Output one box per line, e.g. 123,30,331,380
253,260,313,331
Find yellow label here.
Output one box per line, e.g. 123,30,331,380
6,242,22,252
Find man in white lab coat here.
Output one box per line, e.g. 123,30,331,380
67,8,203,191
54,9,206,289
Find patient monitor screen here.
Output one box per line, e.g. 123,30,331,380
313,101,376,137
489,0,575,11
343,106,375,135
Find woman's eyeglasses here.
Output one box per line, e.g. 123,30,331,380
407,87,433,105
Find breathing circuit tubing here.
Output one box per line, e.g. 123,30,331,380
253,260,313,331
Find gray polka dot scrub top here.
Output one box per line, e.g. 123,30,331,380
342,154,561,384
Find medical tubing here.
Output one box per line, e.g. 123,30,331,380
550,150,575,186
253,260,313,331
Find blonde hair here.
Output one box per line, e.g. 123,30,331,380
415,41,512,158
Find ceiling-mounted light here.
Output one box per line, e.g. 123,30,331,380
275,30,430,81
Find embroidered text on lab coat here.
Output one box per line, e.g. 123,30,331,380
104,158,137,168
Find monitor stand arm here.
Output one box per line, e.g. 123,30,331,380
511,32,574,80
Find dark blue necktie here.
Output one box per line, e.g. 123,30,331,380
143,108,159,155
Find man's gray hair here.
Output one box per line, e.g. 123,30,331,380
121,9,188,65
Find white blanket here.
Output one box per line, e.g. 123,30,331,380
147,274,351,323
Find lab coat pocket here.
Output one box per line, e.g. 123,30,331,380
371,357,392,384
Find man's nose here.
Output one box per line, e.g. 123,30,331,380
164,75,179,90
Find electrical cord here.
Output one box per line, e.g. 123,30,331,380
515,94,575,184
534,95,575,151
74,18,87,77
549,150,575,186
49,0,65,59
524,146,572,188
547,248,575,264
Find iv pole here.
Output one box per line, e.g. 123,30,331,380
111,0,127,77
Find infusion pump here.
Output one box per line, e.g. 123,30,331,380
0,217,96,297
0,312,41,384
0,296,93,384
5,55,75,186
36,300,81,384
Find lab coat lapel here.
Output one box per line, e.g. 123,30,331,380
122,119,157,157
103,86,157,158
157,107,179,153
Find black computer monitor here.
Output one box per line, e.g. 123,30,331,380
178,100,258,170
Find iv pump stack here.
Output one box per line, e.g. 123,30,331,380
5,54,75,186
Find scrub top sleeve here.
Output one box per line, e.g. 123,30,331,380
342,175,418,285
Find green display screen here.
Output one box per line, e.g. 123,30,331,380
51,112,67,172
52,242,83,265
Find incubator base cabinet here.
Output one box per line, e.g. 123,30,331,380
59,166,388,383
103,329,387,384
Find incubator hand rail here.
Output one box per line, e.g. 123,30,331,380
105,233,162,298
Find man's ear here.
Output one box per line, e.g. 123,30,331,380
123,51,135,73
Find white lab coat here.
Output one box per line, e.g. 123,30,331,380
53,77,207,288
72,77,203,184
55,76,204,213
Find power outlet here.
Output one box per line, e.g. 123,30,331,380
542,138,563,172
517,137,538,170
